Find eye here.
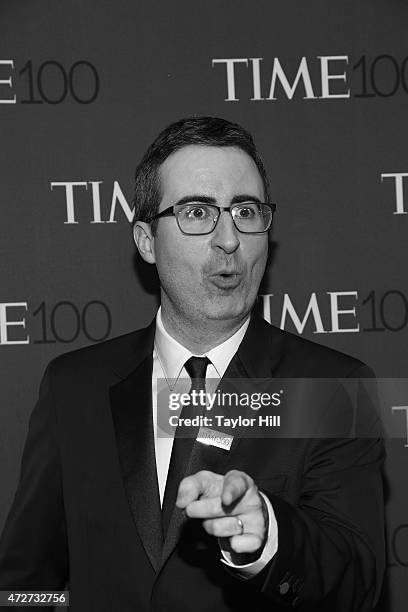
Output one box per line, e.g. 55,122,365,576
187,206,207,218
181,204,213,220
234,203,258,218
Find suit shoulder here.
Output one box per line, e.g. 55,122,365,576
264,320,373,377
46,323,153,377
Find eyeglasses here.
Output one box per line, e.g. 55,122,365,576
151,202,276,235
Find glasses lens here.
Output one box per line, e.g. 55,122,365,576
232,203,272,233
175,204,218,234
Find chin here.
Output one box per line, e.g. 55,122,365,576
200,299,250,322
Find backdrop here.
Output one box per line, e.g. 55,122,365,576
1,1,407,609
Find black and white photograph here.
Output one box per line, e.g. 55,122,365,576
0,2,407,610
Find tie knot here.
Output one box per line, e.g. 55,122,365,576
184,356,210,382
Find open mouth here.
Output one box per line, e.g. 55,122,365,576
210,272,242,289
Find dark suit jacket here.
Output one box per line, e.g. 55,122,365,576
0,314,385,611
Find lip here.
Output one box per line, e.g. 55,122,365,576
209,271,242,289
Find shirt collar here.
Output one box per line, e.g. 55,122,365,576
154,306,250,382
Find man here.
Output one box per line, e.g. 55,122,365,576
0,117,384,611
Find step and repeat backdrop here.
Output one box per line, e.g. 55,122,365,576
1,1,407,609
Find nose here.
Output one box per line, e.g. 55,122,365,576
210,209,240,254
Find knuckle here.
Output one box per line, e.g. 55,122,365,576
245,474,254,488
179,478,190,491
198,470,212,478
227,470,254,490
226,469,243,479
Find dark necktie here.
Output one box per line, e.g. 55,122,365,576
184,355,211,405
161,356,211,535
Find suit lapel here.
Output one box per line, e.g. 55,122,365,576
161,436,196,538
160,313,283,569
110,321,162,572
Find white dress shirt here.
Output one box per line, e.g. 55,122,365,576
152,307,278,577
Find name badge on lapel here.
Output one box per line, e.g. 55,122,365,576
196,427,233,451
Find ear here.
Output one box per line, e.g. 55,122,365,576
133,222,156,264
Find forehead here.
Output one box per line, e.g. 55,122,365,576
158,145,264,206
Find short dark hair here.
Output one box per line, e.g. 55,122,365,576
132,116,271,233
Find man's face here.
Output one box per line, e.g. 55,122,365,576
150,145,268,325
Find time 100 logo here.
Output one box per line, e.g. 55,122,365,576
0,59,99,104
0,301,111,345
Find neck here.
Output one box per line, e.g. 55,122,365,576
160,304,250,354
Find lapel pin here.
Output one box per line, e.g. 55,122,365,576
196,427,233,451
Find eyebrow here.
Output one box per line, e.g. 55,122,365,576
174,194,262,206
